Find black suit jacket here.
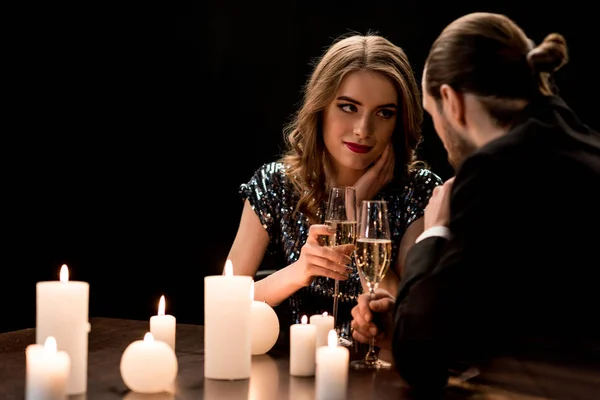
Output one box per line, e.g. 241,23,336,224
391,96,600,398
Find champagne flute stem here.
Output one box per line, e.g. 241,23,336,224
364,289,378,363
332,279,340,329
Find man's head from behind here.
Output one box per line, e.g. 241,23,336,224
421,12,569,169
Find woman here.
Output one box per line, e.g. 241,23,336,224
227,33,443,340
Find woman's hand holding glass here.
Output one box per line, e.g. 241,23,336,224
293,224,354,287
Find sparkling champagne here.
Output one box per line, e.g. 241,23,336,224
354,238,392,291
324,220,357,246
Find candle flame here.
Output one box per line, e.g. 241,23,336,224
327,329,338,348
144,332,154,343
59,264,69,283
158,295,165,316
301,315,308,324
224,259,233,276
322,311,328,316
44,336,57,354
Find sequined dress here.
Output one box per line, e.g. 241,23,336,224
240,161,443,340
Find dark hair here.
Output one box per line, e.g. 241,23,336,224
424,12,569,126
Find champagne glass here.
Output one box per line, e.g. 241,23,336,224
324,186,357,346
351,199,393,370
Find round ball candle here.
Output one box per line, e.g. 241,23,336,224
150,295,176,351
26,336,71,400
36,264,90,395
250,284,279,355
309,312,334,353
289,315,316,377
204,259,253,380
120,332,178,394
315,330,349,400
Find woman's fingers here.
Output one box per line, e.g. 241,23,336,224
306,242,352,265
314,266,350,280
304,253,351,279
304,225,357,280
308,223,337,247
382,144,395,182
332,243,355,257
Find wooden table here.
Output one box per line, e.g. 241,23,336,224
1,317,597,399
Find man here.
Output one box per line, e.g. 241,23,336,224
351,12,600,398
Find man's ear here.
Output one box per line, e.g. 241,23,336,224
440,84,466,128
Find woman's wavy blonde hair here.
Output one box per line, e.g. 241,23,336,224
279,33,425,224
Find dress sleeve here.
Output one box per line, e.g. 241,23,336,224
239,162,284,234
405,169,444,226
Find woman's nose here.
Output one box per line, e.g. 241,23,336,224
353,115,372,138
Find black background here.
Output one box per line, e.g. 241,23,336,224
3,1,596,333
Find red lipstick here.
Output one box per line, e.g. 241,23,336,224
344,142,373,154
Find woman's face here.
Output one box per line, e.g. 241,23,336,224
322,70,398,177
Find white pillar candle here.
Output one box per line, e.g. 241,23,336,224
315,330,349,400
36,264,89,395
26,336,70,400
120,332,178,394
204,259,253,380
150,295,176,351
289,315,316,377
250,285,280,355
309,312,334,354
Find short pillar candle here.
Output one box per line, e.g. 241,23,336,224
315,330,349,400
150,295,176,351
289,315,316,377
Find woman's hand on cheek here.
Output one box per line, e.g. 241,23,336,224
354,144,395,204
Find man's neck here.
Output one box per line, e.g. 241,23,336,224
465,95,528,148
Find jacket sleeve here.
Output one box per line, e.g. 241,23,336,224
391,153,502,396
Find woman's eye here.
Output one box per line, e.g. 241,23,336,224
338,103,357,113
378,109,396,119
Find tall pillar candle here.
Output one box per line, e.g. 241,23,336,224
36,264,89,395
26,336,70,400
309,312,334,354
315,330,349,400
150,295,176,351
289,315,316,377
204,259,253,380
